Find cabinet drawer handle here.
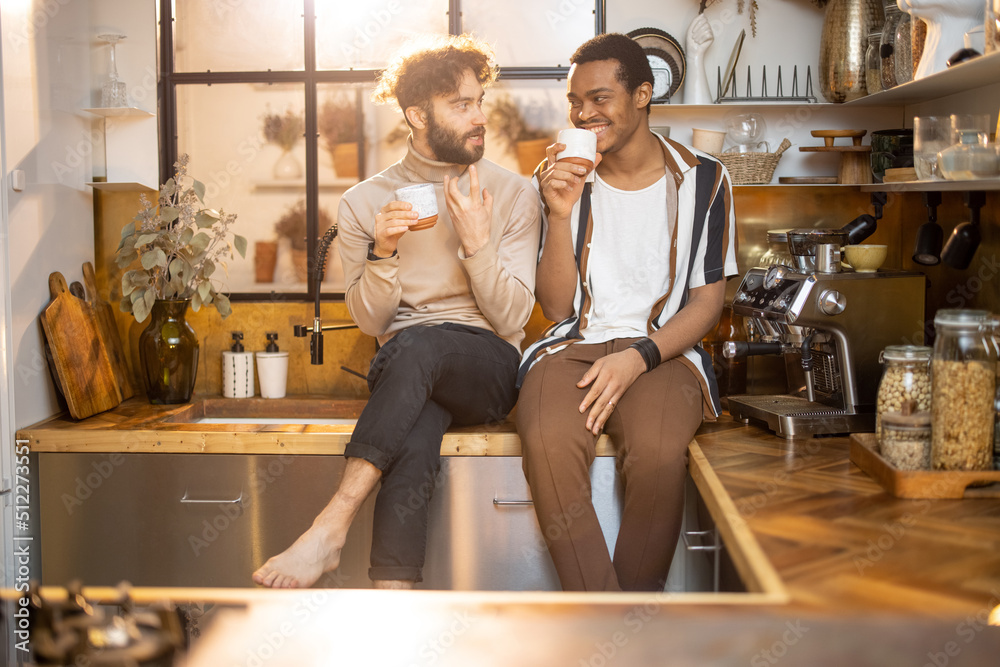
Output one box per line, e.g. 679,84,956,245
493,498,533,506
682,529,722,552
180,490,244,504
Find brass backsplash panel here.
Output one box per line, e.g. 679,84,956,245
94,187,997,398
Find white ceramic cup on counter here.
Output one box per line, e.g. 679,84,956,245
556,128,598,172
256,350,289,399
393,183,438,231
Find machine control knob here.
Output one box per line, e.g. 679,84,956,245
763,265,789,290
818,289,846,315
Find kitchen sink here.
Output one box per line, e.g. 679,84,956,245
194,417,357,425
162,396,368,425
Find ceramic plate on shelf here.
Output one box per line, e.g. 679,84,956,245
627,28,685,102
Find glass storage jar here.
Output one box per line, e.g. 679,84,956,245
931,309,996,471
876,345,931,438
893,9,913,85
757,229,795,268
880,1,905,90
866,32,883,94
881,410,932,470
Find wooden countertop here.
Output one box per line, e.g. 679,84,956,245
16,397,1000,618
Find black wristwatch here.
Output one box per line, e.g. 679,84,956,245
367,242,397,261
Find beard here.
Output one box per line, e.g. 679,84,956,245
427,111,485,165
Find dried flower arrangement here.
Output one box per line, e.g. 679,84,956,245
261,108,305,152
485,93,552,155
116,154,247,322
698,0,828,37
274,200,334,251
318,96,360,153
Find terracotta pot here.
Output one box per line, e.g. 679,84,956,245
331,142,359,178
254,240,278,283
291,248,309,283
515,138,550,176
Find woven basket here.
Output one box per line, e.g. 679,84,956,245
710,138,792,185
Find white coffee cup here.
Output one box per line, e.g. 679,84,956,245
691,128,726,154
556,128,598,171
394,183,438,231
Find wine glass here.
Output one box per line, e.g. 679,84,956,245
98,33,128,108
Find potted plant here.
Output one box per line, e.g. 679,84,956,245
318,95,360,178
261,107,305,179
486,93,553,175
116,154,247,404
274,200,335,283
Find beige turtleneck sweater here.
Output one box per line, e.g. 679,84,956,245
337,142,542,349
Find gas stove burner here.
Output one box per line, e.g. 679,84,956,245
26,581,185,666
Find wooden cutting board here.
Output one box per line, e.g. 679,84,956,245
40,272,122,419
82,261,136,399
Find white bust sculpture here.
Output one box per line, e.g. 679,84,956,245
901,0,985,79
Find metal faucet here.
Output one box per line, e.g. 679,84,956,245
293,224,357,365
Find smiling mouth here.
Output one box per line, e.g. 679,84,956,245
580,123,609,136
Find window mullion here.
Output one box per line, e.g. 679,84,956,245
304,0,319,304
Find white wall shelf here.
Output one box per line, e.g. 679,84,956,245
83,107,154,117
845,51,1000,107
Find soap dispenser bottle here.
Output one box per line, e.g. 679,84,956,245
223,332,255,398
256,332,289,399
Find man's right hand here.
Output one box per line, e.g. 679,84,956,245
538,142,601,219
372,201,418,257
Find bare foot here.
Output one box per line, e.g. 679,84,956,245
252,521,344,589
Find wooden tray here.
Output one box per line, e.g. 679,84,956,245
850,433,1000,499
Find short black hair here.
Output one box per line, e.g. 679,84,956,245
570,33,653,115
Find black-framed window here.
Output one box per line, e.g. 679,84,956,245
159,0,604,301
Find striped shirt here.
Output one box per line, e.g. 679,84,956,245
517,134,738,418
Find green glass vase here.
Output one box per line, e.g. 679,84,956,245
139,299,199,404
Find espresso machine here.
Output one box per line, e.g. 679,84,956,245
724,225,926,439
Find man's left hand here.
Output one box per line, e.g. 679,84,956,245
444,164,493,257
577,348,646,435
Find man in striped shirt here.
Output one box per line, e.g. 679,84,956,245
516,33,738,592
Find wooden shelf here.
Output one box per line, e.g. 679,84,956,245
87,181,156,192
861,179,1000,192
845,51,1000,106
83,107,154,117
252,178,356,190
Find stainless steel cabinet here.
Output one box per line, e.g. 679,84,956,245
37,453,714,591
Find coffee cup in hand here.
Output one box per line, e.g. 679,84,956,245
556,128,598,172
394,183,438,231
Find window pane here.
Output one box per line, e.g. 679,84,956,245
177,83,311,294
462,1,594,67
482,81,569,176
315,0,449,69
174,0,304,72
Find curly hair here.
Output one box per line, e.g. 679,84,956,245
371,34,499,124
570,33,654,115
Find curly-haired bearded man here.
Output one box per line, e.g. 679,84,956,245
253,35,541,590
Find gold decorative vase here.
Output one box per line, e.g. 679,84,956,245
819,0,885,102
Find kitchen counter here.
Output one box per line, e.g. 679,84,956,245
15,397,1000,618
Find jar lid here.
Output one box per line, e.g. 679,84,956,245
934,309,991,328
881,411,932,428
766,229,791,243
881,345,932,361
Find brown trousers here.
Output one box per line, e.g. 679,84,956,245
516,339,704,592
